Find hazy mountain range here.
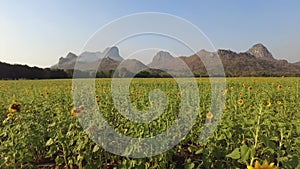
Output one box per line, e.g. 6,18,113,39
51,43,300,77
0,43,299,79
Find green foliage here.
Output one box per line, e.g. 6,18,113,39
0,78,299,168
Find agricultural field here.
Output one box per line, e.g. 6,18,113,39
0,77,300,168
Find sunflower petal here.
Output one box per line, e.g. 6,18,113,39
262,160,269,167
255,160,261,168
269,162,275,167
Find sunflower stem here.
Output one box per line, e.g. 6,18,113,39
250,105,262,166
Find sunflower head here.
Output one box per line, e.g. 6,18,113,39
9,102,21,113
248,86,253,91
206,112,214,119
266,101,272,107
7,113,14,119
71,106,84,117
238,99,244,105
150,101,155,106
277,85,283,90
25,89,30,94
277,101,282,105
221,89,228,95
247,160,278,169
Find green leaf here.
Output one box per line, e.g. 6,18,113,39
226,148,240,160
185,162,195,169
239,145,251,163
46,138,54,146
92,145,100,153
195,149,203,154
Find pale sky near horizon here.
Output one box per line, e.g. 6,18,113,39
0,0,299,67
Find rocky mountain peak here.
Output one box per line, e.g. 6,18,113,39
247,43,274,59
151,51,174,64
58,52,77,65
103,46,123,61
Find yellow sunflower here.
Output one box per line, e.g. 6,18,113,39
247,160,278,169
7,113,14,119
71,105,85,117
25,89,30,94
9,102,21,113
277,85,283,90
238,99,244,105
248,86,253,91
221,89,228,95
150,101,155,106
206,112,214,119
266,101,272,107
277,101,282,105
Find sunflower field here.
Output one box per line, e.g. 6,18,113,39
0,78,299,168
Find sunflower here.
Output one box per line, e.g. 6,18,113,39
221,89,228,95
266,101,272,107
150,101,155,106
238,99,244,105
7,113,14,119
248,86,253,91
247,160,278,169
9,102,21,113
71,105,85,117
25,89,30,94
277,85,283,90
206,112,213,119
277,101,282,105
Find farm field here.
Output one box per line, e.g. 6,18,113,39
0,77,300,168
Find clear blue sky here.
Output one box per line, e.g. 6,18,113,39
1,0,299,67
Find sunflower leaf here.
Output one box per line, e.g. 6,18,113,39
226,148,240,160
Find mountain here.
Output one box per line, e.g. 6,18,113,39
52,47,124,70
246,43,274,60
1,42,300,79
78,51,103,62
293,61,300,66
118,59,148,73
102,46,123,61
147,43,300,77
147,51,189,71
51,52,78,69
49,43,300,77
184,45,300,77
148,51,175,68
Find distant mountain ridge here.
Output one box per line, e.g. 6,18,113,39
51,46,123,70
51,43,300,77
0,43,299,79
